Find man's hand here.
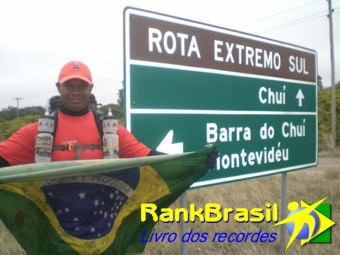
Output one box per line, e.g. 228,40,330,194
206,147,220,170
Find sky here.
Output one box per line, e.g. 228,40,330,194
0,0,339,110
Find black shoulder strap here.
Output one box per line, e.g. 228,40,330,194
93,111,104,139
51,110,59,138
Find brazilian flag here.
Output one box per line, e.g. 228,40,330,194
0,146,214,255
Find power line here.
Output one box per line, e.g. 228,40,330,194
238,0,322,29
253,5,339,35
256,11,327,34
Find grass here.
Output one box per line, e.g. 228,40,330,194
0,157,339,255
143,157,340,255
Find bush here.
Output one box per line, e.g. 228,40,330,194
318,82,340,149
0,115,40,139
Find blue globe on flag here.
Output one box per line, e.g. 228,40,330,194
286,207,319,239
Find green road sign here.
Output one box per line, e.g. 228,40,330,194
124,7,317,188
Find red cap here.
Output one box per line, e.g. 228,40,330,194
58,61,93,85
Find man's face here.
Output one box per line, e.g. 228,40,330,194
58,79,92,112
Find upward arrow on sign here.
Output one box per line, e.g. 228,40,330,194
296,89,305,107
156,130,183,154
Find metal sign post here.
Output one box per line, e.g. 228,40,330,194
279,173,288,254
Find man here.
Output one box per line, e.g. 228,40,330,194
0,60,218,254
0,60,162,167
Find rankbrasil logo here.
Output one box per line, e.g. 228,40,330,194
274,197,335,250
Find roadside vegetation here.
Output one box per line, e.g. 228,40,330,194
1,83,339,151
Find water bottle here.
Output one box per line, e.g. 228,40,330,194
102,108,119,159
35,100,55,162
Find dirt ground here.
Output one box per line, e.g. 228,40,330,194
314,157,340,168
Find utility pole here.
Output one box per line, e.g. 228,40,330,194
13,97,23,118
327,0,336,150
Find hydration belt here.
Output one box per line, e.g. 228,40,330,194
52,144,103,160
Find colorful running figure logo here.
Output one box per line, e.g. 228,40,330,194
274,197,335,250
